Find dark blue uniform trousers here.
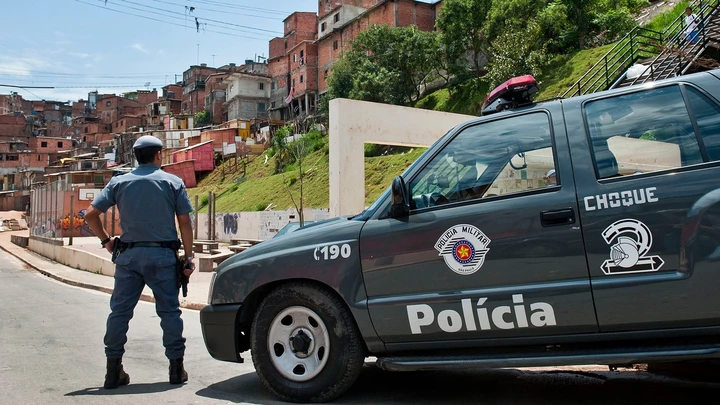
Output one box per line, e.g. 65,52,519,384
104,247,186,360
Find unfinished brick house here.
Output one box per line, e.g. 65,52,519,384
267,12,319,121
317,0,441,94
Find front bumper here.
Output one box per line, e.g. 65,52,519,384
199,303,244,363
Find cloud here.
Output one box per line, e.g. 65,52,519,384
67,52,91,59
0,55,52,76
130,43,149,54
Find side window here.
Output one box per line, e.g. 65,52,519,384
409,112,556,209
685,86,720,161
585,85,704,179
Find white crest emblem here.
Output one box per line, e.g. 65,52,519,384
601,218,664,275
435,224,491,275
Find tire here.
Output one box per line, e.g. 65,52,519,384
250,282,365,403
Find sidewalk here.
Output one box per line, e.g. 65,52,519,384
0,231,211,310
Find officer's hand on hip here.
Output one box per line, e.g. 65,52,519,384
184,257,195,277
103,238,115,254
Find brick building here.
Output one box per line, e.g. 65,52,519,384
182,64,224,115
96,94,145,125
268,12,318,121
0,92,31,115
317,0,439,94
0,114,30,138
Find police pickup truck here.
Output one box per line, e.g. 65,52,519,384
200,69,720,403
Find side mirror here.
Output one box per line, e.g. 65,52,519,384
389,176,409,217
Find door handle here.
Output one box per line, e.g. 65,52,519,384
541,208,575,227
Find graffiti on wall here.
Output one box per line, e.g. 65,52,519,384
55,210,95,237
223,213,238,235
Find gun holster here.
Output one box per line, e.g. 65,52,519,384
110,237,124,263
176,251,189,298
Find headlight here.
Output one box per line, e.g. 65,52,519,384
207,271,217,304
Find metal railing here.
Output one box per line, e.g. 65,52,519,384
561,0,716,98
627,0,720,86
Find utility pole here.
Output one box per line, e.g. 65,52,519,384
211,54,216,67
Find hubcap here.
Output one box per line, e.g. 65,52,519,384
267,306,330,382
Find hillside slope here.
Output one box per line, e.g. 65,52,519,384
189,147,426,213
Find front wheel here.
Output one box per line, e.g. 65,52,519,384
251,282,365,403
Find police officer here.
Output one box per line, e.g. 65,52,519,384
84,135,195,389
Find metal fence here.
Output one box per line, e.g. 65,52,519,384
29,180,120,242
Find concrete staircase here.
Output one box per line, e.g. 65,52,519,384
562,0,720,98
613,1,720,88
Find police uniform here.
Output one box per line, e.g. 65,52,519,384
91,135,193,386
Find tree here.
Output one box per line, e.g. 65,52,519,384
194,110,212,127
436,0,493,79
485,22,548,89
325,24,441,106
272,125,311,226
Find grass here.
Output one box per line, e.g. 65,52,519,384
189,142,428,213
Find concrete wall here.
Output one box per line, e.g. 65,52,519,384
29,236,115,276
194,208,330,242
329,98,475,217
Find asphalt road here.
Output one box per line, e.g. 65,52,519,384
2,248,720,405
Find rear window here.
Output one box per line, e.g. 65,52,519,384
584,85,706,179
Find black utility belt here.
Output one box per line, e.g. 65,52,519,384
117,240,181,250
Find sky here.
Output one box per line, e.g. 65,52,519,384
0,0,321,103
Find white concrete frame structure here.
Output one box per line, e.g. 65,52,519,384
329,98,475,217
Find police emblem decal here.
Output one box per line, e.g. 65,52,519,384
601,218,664,275
435,224,491,275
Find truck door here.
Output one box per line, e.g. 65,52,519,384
568,77,720,332
359,106,598,348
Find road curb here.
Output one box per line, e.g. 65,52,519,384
0,243,207,311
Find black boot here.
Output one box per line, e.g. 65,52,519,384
104,358,130,389
169,358,188,384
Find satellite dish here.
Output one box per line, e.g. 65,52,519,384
144,82,151,88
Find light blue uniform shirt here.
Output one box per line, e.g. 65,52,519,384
92,164,193,242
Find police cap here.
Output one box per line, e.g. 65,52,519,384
133,135,163,150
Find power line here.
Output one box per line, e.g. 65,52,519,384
149,0,281,20
0,72,171,79
0,66,177,77
0,84,54,89
93,0,274,38
179,0,290,15
112,0,282,34
74,0,271,40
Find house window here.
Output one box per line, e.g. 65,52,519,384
324,70,329,78
333,40,338,50
292,78,296,87
57,142,63,148
106,101,111,106
285,21,289,28
37,155,41,161
271,101,276,109
334,13,340,23
293,54,297,62
258,102,266,112
6,154,18,161
0,154,3,161
271,81,276,90
41,141,47,147
300,75,304,83
259,83,265,90
321,22,326,31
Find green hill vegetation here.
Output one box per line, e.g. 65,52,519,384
191,0,687,214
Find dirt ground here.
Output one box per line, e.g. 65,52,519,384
635,0,684,26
